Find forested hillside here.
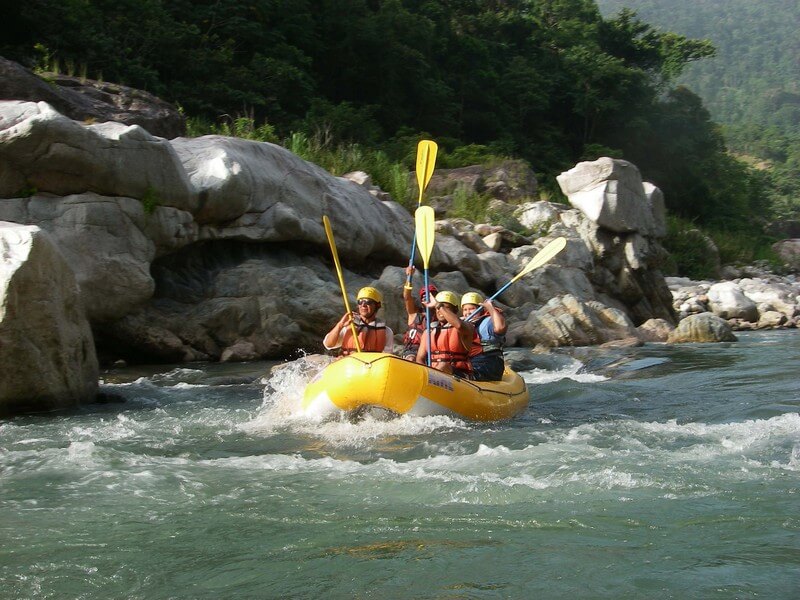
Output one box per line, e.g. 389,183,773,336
1,0,774,257
596,0,800,219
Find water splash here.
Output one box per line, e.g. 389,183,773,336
242,354,470,445
519,357,607,384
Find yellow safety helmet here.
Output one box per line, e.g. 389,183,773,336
461,292,484,307
357,286,383,304
435,290,460,309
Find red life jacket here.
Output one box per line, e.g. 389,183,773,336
341,318,387,356
402,312,427,354
429,322,474,374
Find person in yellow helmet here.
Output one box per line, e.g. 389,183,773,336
461,291,507,381
323,286,394,356
416,290,478,378
401,265,438,360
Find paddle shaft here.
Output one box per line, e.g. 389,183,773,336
465,237,568,322
323,216,361,352
415,206,436,367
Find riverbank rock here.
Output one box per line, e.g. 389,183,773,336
0,222,98,415
556,157,660,235
667,313,737,343
0,101,680,368
0,56,184,138
667,274,800,331
707,281,759,321
511,294,639,347
425,160,537,208
772,239,800,270
637,318,674,342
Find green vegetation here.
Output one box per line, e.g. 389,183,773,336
14,180,38,198
663,215,781,279
662,216,720,279
141,186,160,215
3,0,786,275
449,189,491,224
596,0,800,221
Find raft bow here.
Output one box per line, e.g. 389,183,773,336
302,352,529,421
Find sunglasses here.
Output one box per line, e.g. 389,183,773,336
357,299,377,306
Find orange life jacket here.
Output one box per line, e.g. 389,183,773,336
429,322,475,374
468,322,483,358
341,318,387,356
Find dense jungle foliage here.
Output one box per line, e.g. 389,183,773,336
2,0,784,272
597,0,800,221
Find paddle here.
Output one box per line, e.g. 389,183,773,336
323,215,361,353
406,140,438,287
465,236,568,322
415,205,436,366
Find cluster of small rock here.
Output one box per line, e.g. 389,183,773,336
668,266,800,331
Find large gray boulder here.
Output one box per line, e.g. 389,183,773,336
171,135,414,262
0,193,196,322
424,159,537,203
0,101,195,207
772,239,800,270
512,294,639,347
0,222,98,415
556,158,657,234
0,56,184,138
707,281,758,321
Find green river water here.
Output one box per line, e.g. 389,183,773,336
1,331,799,599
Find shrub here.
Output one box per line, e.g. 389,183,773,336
662,216,720,279
449,188,490,223
710,229,780,267
141,187,160,215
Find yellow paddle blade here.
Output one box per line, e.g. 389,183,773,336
322,215,361,352
512,237,568,283
415,140,438,204
415,206,436,269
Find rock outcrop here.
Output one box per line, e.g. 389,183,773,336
1,100,682,369
0,222,98,416
0,56,184,139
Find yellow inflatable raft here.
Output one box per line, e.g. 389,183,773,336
302,352,529,421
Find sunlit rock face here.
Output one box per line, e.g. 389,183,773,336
0,222,98,415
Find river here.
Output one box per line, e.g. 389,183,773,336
2,331,799,599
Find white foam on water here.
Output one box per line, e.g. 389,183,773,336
243,355,470,444
519,358,607,384
229,412,800,498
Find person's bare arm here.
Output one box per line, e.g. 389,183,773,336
323,312,353,349
415,331,428,364
484,300,506,335
434,303,474,351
